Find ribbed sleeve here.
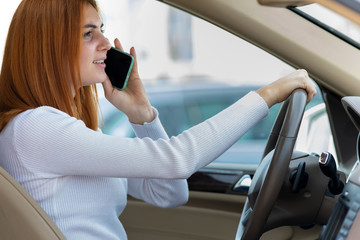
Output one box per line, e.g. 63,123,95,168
9,91,268,179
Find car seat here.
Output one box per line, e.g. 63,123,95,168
0,166,65,240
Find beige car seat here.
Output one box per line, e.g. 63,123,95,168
0,166,66,240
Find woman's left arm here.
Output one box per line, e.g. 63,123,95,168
127,109,189,208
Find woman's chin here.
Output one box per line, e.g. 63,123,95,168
82,76,108,86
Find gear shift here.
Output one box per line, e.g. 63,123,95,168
319,152,344,195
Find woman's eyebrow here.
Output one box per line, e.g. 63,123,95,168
83,23,104,29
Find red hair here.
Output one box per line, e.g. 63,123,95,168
0,0,100,131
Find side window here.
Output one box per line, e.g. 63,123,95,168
0,1,22,59
98,0,335,169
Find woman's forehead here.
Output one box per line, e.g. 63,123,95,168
83,3,102,26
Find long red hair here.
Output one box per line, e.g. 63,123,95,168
0,0,100,131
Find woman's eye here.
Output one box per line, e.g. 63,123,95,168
83,31,92,39
100,24,105,34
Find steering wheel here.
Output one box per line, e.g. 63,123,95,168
235,88,307,240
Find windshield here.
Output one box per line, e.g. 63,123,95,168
297,3,360,47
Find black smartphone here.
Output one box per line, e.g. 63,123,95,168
105,47,134,90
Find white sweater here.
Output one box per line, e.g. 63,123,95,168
0,91,268,239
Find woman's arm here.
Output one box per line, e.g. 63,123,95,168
15,90,267,180
127,109,188,208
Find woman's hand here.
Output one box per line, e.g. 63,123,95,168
256,69,317,108
102,39,154,124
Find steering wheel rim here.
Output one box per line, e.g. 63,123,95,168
235,88,307,240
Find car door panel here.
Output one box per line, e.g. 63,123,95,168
120,191,321,240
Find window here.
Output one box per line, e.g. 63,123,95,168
0,1,22,63
95,0,335,170
0,0,337,195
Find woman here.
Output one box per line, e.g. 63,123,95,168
0,0,316,239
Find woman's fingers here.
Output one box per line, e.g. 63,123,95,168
114,38,124,51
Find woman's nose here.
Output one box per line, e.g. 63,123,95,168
100,36,111,51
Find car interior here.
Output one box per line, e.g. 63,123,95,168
1,0,360,239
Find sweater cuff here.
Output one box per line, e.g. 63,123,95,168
251,91,270,112
130,108,168,140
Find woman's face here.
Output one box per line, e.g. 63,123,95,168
80,4,111,86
